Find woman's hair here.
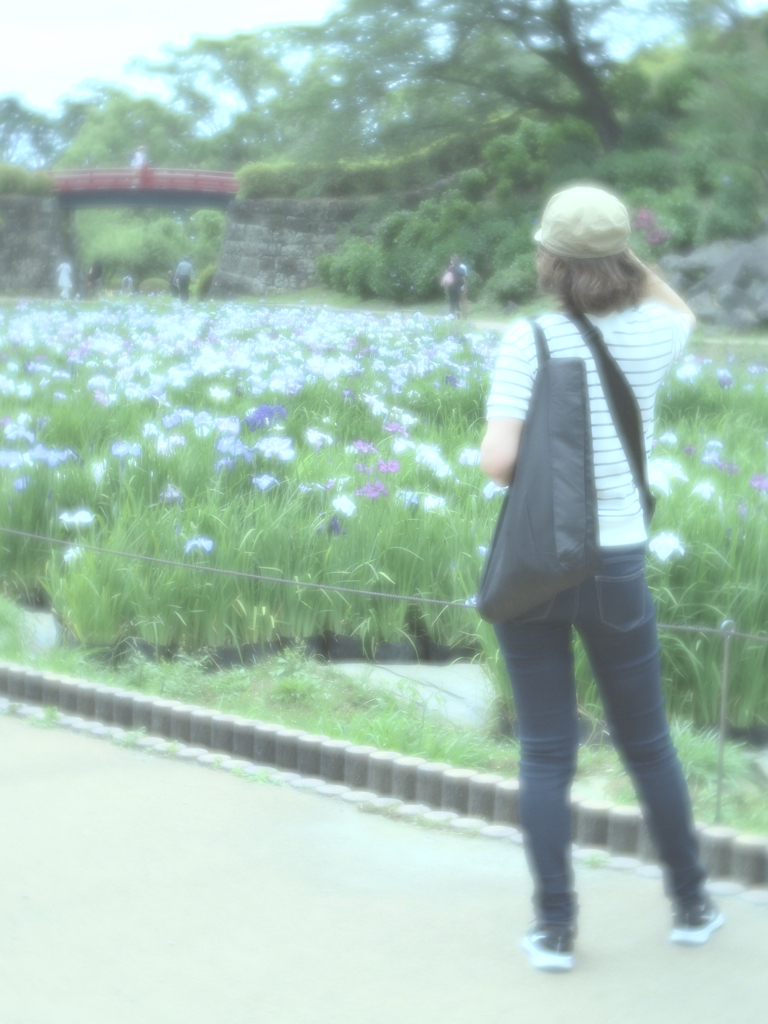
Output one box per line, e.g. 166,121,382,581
536,248,646,315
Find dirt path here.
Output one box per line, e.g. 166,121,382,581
1,714,765,1024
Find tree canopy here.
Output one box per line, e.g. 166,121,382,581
1,0,766,298
2,0,766,174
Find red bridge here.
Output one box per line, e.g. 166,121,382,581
52,168,240,210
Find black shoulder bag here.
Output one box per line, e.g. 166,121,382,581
476,313,655,624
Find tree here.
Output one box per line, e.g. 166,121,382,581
58,90,200,169
0,98,59,167
682,12,768,191
138,34,294,165
281,0,638,153
491,0,624,148
128,0,644,163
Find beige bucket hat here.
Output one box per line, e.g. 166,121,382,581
534,185,630,258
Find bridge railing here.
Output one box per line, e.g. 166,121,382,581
51,168,240,195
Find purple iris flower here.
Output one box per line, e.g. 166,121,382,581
27,445,74,468
352,440,378,454
717,369,734,389
245,405,287,431
445,374,459,388
383,421,408,437
683,446,698,455
216,437,253,461
354,463,373,474
159,484,182,504
356,481,389,499
253,474,279,491
111,441,141,458
750,474,768,491
377,459,399,473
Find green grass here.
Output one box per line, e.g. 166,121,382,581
2,595,766,836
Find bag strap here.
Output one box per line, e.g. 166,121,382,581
530,320,550,366
565,312,655,524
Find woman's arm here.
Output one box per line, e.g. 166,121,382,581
480,417,525,486
631,252,696,328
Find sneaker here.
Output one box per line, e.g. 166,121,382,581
521,924,575,972
669,897,725,946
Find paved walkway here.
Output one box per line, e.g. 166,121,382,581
1,714,765,1024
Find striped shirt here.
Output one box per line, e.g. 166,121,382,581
486,303,690,547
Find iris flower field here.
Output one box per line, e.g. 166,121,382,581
1,299,767,725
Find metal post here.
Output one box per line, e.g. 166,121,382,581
715,620,736,824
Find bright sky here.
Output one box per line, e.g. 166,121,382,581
4,0,767,113
1,1,340,112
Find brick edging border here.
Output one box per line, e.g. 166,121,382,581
2,661,767,890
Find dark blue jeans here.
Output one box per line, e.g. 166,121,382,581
494,545,705,926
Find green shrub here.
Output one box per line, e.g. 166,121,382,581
484,117,600,197
320,161,396,197
238,163,319,199
138,277,170,295
321,186,536,304
592,148,680,192
538,118,602,185
491,222,540,269
678,148,720,196
625,187,701,254
484,125,545,192
481,253,538,306
654,188,701,250
0,163,52,196
702,169,761,242
653,64,698,118
457,168,488,202
315,252,334,288
619,111,668,150
194,264,217,299
318,237,380,297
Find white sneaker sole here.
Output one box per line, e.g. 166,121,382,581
669,911,725,946
521,935,574,971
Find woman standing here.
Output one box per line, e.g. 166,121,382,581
480,186,721,972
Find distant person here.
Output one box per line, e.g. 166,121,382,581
130,145,149,187
174,258,193,302
441,254,467,317
167,270,179,298
56,260,73,300
122,275,133,295
86,260,103,298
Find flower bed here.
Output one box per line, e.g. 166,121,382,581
1,299,767,724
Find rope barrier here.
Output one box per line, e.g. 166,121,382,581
2,524,768,644
0,526,467,608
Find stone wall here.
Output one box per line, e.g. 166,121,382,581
0,195,76,295
211,197,370,297
660,235,768,330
